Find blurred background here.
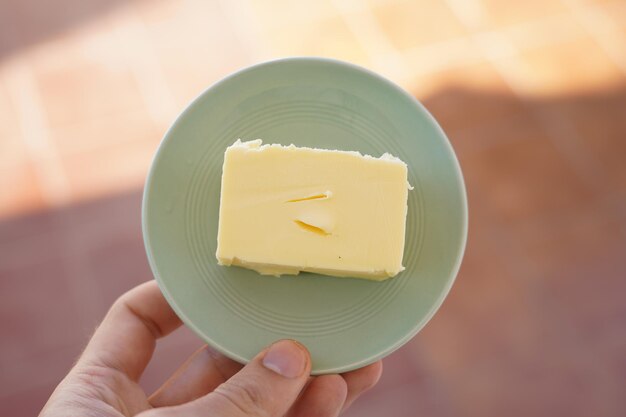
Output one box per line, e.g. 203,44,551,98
1,0,625,415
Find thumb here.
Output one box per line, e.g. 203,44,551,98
156,340,311,417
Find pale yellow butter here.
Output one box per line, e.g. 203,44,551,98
215,139,410,281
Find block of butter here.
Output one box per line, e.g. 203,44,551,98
215,139,410,281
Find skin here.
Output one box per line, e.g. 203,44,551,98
40,281,383,417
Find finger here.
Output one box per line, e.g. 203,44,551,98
78,281,182,381
341,361,383,411
149,345,243,407
162,340,311,417
287,375,347,417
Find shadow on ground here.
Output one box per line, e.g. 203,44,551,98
1,85,625,417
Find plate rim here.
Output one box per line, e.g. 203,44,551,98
142,56,469,374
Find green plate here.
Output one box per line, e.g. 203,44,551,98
142,57,467,374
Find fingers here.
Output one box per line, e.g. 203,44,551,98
341,361,383,411
287,375,347,417
149,345,243,407
78,281,182,381
157,340,311,417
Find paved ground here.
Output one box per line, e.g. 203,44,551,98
1,0,625,415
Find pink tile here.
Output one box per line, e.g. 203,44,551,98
415,64,527,133
341,339,460,417
513,204,626,339
49,106,159,156
0,254,86,394
30,23,146,131
0,209,60,243
373,342,423,391
451,358,613,417
461,129,595,224
508,36,624,95
373,0,466,51
140,326,205,394
262,16,370,65
61,136,159,203
136,0,251,106
9,0,128,48
0,78,25,169
344,379,454,417
0,161,45,219
537,86,626,193
476,0,569,29
85,235,154,312
0,255,83,355
598,1,626,31
419,241,539,373
0,381,59,417
60,188,143,241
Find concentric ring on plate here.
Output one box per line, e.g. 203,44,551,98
143,57,467,373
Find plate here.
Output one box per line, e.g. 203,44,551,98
142,57,467,374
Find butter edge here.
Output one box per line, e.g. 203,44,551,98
229,139,408,167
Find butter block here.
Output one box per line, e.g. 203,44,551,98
216,139,410,281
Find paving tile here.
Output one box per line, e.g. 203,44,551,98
412,63,526,134
50,105,158,156
598,0,626,31
418,236,538,374
590,0,625,4
0,343,83,403
460,126,595,224
0,0,130,61
0,253,87,394
61,135,159,202
61,188,143,244
0,78,26,169
344,343,455,417
262,16,370,66
471,0,569,30
0,75,45,218
247,0,336,25
0,213,70,291
141,326,205,394
0,161,45,219
0,381,61,417
131,0,188,24
446,108,534,160
372,0,466,51
137,0,251,106
416,219,624,416
512,204,626,340
374,342,424,391
56,189,147,319
500,35,624,95
452,356,614,417
2,1,626,415
403,36,484,84
344,378,453,417
498,13,586,52
418,143,624,415
85,236,154,313
536,87,626,192
0,207,60,243
10,0,128,46
361,329,466,416
0,2,20,59
30,22,147,131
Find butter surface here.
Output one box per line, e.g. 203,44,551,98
216,139,410,281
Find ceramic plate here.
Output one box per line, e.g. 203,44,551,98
142,57,467,374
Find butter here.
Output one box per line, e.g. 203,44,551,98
216,139,410,281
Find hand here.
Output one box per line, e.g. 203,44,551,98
40,281,382,417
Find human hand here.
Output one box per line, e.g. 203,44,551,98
40,281,382,417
